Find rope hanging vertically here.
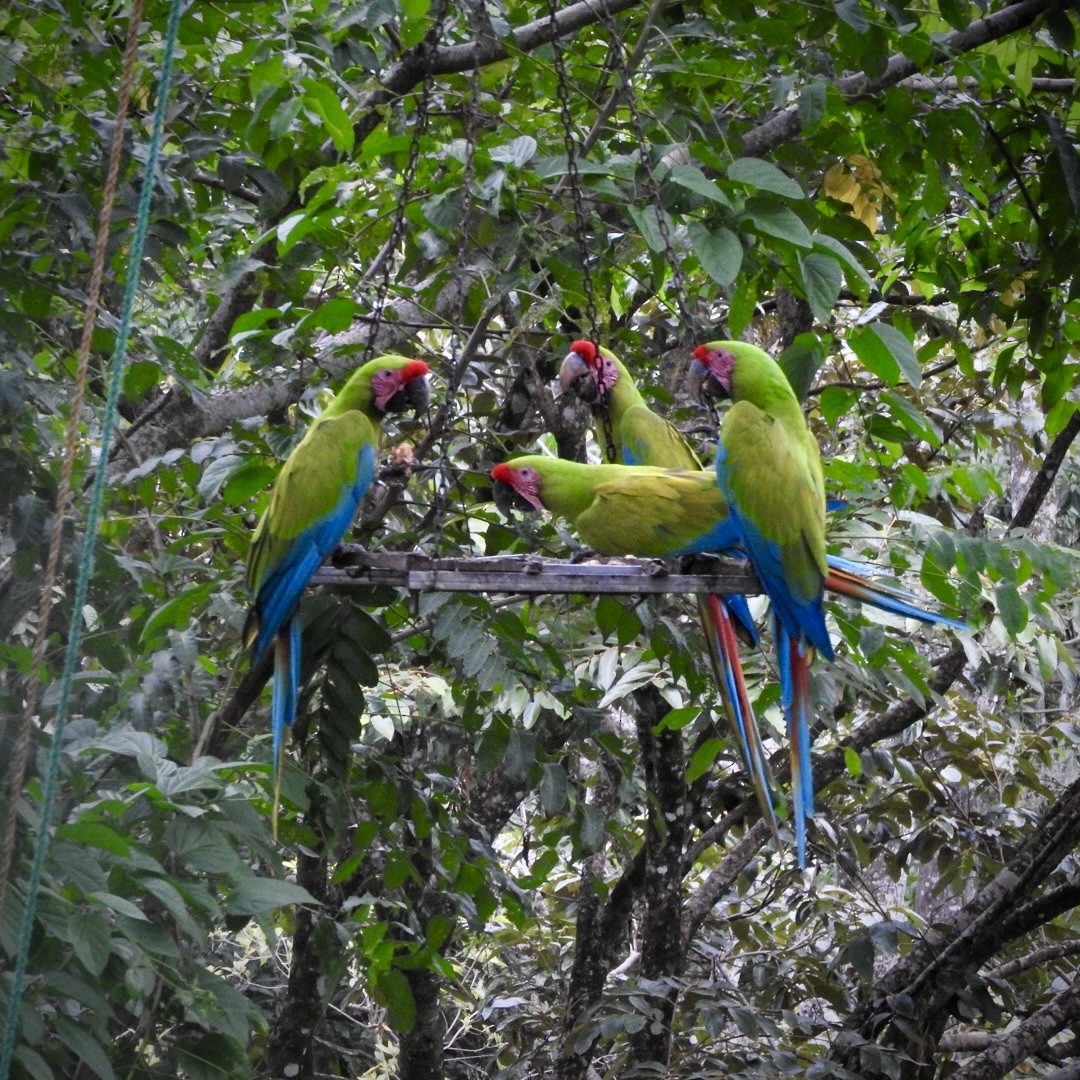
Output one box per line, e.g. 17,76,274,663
0,0,145,927
0,0,185,1073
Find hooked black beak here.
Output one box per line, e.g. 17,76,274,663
384,375,431,415
492,479,538,517
687,358,724,404
558,352,598,403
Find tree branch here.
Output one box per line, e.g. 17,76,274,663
948,976,1080,1080
1010,408,1080,531
739,0,1056,158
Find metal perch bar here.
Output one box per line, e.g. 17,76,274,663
311,546,762,596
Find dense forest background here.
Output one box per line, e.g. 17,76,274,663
1,0,1079,1077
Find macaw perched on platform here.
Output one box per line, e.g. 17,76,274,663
688,340,830,866
558,339,780,839
491,454,967,863
244,355,430,813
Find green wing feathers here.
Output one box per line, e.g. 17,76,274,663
246,411,376,593
720,402,826,604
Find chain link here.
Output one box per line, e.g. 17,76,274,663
603,11,696,336
364,0,452,363
547,0,600,345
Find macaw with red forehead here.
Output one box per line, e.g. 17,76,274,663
558,338,781,841
244,355,430,813
689,340,828,865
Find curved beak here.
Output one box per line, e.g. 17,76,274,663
558,352,598,403
403,373,431,413
384,373,431,415
687,358,722,404
492,479,539,516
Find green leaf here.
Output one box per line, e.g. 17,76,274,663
688,221,743,287
819,385,856,426
667,164,730,206
728,157,805,199
872,322,921,387
505,727,536,782
687,737,724,784
799,252,843,322
849,324,900,384
799,81,827,130
141,877,201,938
373,968,416,1032
67,911,112,976
301,78,354,154
540,762,569,813
197,453,250,501
996,583,1028,636
166,819,242,874
299,296,362,333
222,460,277,506
177,1034,249,1080
627,204,668,254
778,336,825,401
843,746,863,778
1045,397,1078,437
811,233,876,294
743,199,813,247
53,1017,116,1080
88,890,150,922
225,874,320,915
55,822,131,856
14,1047,54,1080
139,582,215,644
653,705,700,733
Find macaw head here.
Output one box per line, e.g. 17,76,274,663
687,343,737,403
334,356,431,420
690,341,793,411
490,461,545,515
371,358,431,414
558,339,617,404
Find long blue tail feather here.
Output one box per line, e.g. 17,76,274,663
777,617,814,868
826,566,969,629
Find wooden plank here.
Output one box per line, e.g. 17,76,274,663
308,547,761,596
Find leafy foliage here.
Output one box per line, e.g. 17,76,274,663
1,0,1078,1077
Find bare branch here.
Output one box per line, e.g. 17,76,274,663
948,977,1080,1080
739,0,1056,158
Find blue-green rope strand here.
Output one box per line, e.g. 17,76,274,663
0,0,185,1074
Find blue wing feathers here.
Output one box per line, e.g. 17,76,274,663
251,445,376,661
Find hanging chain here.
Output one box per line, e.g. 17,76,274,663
363,0,451,363
548,0,619,462
547,0,600,346
603,9,696,338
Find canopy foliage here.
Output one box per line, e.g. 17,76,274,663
1,0,1079,1077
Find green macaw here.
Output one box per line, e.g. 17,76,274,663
492,454,968,862
244,355,430,815
688,340,829,865
558,339,780,840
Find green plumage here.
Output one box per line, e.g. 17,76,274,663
493,456,730,558
245,355,416,607
712,342,827,606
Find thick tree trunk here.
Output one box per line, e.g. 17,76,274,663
626,686,685,1070
397,966,445,1080
264,844,329,1079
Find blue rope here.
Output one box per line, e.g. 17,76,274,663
0,0,185,1073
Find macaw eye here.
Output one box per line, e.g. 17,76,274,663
520,469,536,480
